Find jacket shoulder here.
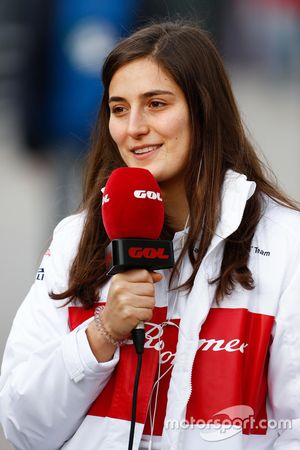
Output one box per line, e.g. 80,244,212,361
261,197,300,244
35,212,87,296
54,211,86,235
47,212,86,269
52,212,86,248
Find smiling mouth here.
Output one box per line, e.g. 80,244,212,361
132,144,162,154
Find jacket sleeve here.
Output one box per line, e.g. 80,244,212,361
0,215,119,450
268,240,300,449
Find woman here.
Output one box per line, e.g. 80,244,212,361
1,20,300,450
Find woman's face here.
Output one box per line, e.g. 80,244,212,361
108,57,191,189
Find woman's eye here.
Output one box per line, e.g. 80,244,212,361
149,100,165,108
111,106,126,114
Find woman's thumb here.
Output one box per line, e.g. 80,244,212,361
150,271,163,283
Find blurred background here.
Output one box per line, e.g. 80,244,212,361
0,0,299,447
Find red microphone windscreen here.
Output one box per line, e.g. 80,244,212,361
102,168,164,240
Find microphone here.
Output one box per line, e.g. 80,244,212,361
101,167,174,353
102,167,174,450
102,167,174,276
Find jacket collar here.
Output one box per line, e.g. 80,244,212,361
215,169,256,238
172,169,256,248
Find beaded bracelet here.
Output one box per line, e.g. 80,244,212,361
94,306,127,347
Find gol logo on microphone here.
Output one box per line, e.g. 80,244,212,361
134,190,163,201
128,247,169,259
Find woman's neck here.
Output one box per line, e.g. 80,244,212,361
161,180,189,232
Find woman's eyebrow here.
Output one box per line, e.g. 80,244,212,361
108,90,175,103
142,90,175,98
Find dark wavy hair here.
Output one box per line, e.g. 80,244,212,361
51,20,298,308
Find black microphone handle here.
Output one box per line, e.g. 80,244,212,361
105,238,174,275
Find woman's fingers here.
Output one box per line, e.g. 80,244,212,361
112,269,163,283
109,270,163,299
103,269,163,338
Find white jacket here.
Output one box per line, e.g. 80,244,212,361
1,170,300,450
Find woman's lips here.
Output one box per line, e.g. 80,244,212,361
131,144,162,160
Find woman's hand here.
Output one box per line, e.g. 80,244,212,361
86,269,162,362
103,269,163,339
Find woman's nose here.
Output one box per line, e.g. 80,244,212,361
127,109,149,137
